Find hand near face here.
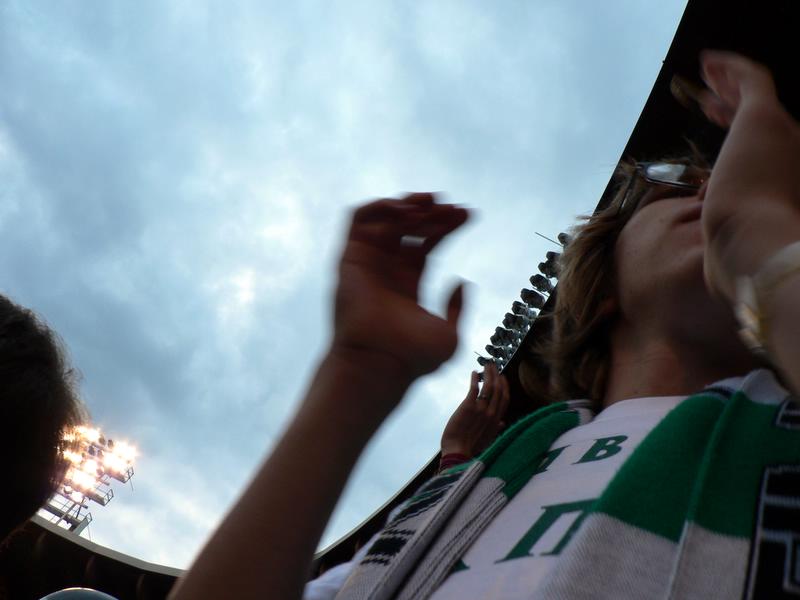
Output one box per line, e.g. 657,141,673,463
697,51,800,300
333,193,469,383
440,363,510,458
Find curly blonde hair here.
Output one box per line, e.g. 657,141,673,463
519,150,709,406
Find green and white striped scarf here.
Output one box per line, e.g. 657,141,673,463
336,369,800,599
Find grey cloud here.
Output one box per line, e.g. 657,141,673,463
2,0,687,566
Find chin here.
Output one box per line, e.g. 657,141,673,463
679,291,756,363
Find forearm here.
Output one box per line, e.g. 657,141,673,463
170,350,411,600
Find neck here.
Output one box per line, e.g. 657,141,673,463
602,319,758,409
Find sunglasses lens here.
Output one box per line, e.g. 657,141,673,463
644,163,706,187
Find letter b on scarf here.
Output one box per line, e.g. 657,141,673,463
574,435,628,464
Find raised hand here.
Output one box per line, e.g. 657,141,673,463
440,363,510,459
173,194,470,600
697,50,800,300
333,193,470,382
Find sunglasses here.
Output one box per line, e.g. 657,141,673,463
619,162,710,213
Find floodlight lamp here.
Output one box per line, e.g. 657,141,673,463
114,441,137,462
493,326,518,346
538,261,558,279
63,450,82,465
76,426,101,444
503,314,528,332
485,344,508,359
44,422,139,533
69,468,97,490
529,274,554,294
521,287,547,307
510,302,535,323
522,288,545,308
538,251,561,279
557,232,572,246
103,453,124,474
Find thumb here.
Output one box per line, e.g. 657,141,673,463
446,281,466,326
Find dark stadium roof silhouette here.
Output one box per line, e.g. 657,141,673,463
3,1,799,597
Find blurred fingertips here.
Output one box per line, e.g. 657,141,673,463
402,192,436,204
446,281,465,325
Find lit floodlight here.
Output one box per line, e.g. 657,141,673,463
103,452,123,473
63,449,82,465
38,423,138,535
69,468,96,491
76,426,101,444
113,441,137,462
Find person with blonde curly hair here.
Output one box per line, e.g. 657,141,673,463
172,51,800,600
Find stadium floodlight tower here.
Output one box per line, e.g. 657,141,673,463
38,425,137,535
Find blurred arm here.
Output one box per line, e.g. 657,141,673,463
170,193,468,599
169,349,410,600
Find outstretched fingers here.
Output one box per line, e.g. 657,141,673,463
348,194,469,258
402,192,436,208
476,363,492,408
350,193,433,224
446,282,465,327
465,370,479,402
487,364,505,422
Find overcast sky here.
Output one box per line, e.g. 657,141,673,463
2,0,687,569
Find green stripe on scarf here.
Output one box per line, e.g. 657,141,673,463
689,390,800,538
537,370,800,600
486,410,582,498
593,392,725,542
335,400,592,600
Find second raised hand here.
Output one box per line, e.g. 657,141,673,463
697,51,800,300
440,363,511,459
